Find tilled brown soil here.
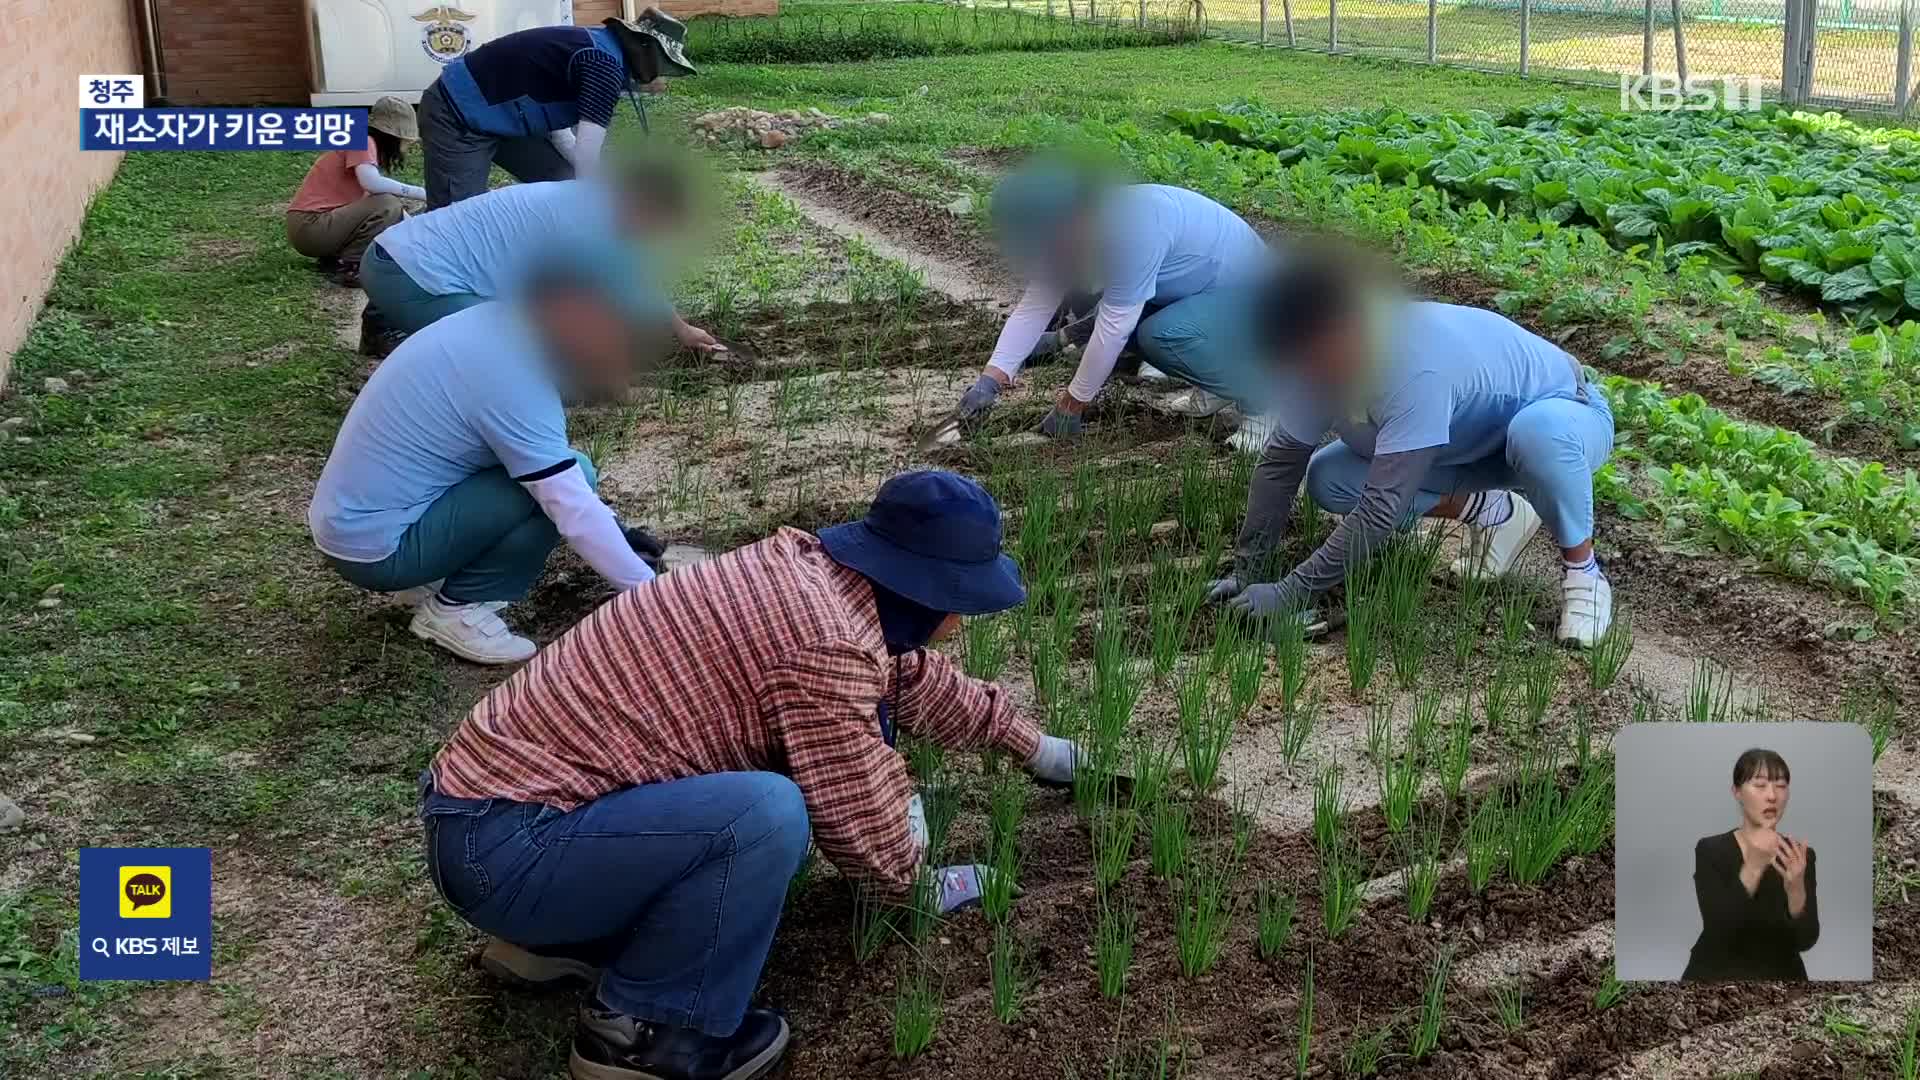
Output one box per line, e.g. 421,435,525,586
703,159,1920,1080
753,783,1920,1079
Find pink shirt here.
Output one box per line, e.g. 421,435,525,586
289,148,376,213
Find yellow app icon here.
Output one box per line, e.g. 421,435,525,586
119,865,171,918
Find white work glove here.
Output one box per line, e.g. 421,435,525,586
907,794,929,853
1025,735,1079,785
933,864,1017,915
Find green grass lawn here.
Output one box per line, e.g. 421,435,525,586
0,41,1646,1078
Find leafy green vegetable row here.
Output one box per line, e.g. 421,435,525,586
1167,102,1920,322
1598,376,1920,617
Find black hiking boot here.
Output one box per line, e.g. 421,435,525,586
569,1004,789,1080
358,308,409,359
312,256,340,275
328,259,363,289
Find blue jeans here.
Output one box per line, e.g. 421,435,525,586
362,244,485,335
1304,389,1616,548
1135,286,1268,413
421,771,811,1037
327,452,596,604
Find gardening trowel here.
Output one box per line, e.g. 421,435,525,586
912,404,970,453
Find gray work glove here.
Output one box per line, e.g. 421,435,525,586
955,374,1002,421
907,794,929,852
933,864,1015,914
1025,735,1079,785
1227,581,1300,620
1229,582,1329,634
1038,408,1085,439
1205,576,1245,603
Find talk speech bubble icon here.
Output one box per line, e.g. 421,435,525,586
119,866,172,918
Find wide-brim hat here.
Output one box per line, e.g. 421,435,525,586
818,471,1026,616
605,12,697,78
369,95,419,141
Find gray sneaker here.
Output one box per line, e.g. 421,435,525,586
479,938,600,989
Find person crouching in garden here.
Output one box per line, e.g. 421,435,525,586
418,470,1084,1080
1209,243,1618,646
947,161,1277,450
358,164,723,358
306,247,668,665
285,96,425,291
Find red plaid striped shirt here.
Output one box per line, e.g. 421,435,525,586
430,528,1042,892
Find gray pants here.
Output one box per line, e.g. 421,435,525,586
419,80,575,210
285,194,405,261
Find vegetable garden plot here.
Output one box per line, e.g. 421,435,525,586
555,155,1920,1078
595,287,1915,1076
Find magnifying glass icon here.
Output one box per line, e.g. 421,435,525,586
90,937,110,958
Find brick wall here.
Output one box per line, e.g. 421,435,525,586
0,0,139,385
155,0,312,105
158,0,777,107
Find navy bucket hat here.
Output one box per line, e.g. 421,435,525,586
819,471,1026,616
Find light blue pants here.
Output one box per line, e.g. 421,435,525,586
1303,390,1615,548
361,243,485,335
327,452,597,604
1134,287,1268,413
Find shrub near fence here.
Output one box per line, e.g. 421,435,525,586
689,2,1206,63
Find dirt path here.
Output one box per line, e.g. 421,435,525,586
751,167,1020,307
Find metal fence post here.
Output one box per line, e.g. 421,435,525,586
1897,0,1914,115
1800,0,1820,104
1521,0,1532,74
1330,0,1339,50
1643,0,1655,77
1782,0,1800,103
1261,0,1269,42
1283,0,1296,45
1427,0,1437,61
1671,0,1689,84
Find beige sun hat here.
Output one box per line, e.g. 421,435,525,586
369,95,419,141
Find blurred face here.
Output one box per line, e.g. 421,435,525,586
632,75,668,95
532,289,642,400
1734,767,1790,829
1280,314,1369,390
930,613,964,644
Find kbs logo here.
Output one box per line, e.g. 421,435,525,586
415,5,478,64
120,865,171,918
1619,75,1767,112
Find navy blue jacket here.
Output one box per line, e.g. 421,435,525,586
436,25,626,138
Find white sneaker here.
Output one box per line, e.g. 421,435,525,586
1557,570,1613,648
1160,387,1233,418
1449,494,1542,579
1137,362,1170,382
1227,413,1277,454
410,596,537,665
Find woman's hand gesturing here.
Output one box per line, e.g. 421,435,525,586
1772,835,1809,886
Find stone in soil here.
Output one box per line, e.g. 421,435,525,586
688,107,889,150
43,377,70,394
0,795,23,832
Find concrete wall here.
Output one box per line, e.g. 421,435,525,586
0,0,140,385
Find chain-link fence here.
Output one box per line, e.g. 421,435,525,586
1188,0,1916,114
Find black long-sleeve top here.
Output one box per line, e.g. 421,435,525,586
1681,830,1819,981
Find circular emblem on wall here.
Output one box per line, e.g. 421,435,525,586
414,5,478,64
